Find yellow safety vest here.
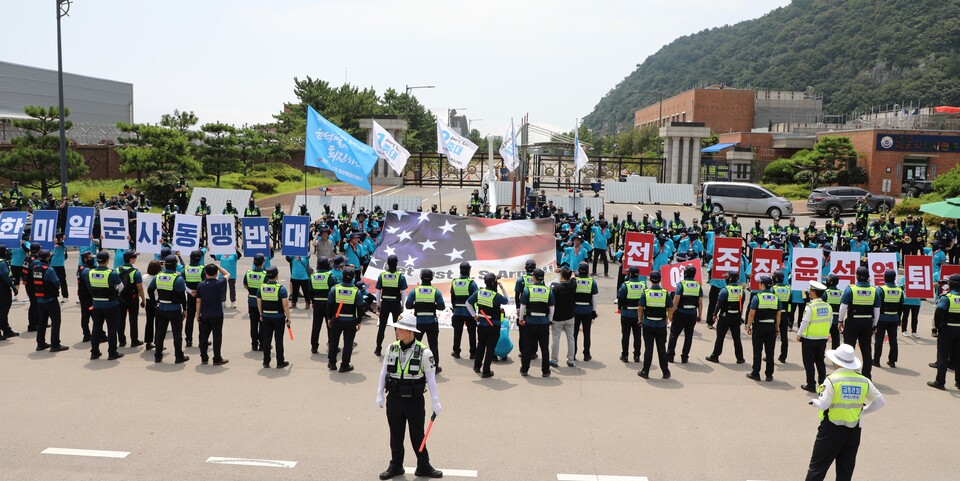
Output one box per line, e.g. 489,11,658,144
801,299,832,340
819,371,869,428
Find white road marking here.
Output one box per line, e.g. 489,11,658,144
206,457,297,468
42,448,130,459
557,475,649,481
632,205,644,212
406,467,477,477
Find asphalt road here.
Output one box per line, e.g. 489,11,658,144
2,187,953,481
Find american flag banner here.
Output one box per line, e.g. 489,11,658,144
362,211,557,294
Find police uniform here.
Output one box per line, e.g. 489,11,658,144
376,270,408,356
799,298,832,388
668,277,701,363
519,282,554,376
708,283,745,362
150,268,188,362
258,279,290,367
825,287,843,350
406,285,446,372
840,282,879,379
449,276,478,359
617,277,645,362
573,275,599,360
466,287,507,375
873,283,903,367
514,271,535,356
243,267,266,350
23,249,39,331
638,283,672,378
327,280,363,370
930,290,960,388
310,269,335,354
0,257,17,339
115,262,143,347
85,266,122,360
183,263,204,346
748,289,780,380
33,257,64,350
772,281,792,361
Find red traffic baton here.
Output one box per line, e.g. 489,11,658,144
418,412,437,453
287,325,294,340
479,310,495,327
335,302,344,318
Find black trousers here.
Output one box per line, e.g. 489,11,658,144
935,325,960,385
705,285,722,327
801,338,828,386
144,299,156,345
79,295,92,337
779,310,791,360
36,301,62,347
26,293,38,330
667,311,697,360
751,323,777,377
185,294,197,343
386,393,430,470
261,317,286,364
843,318,873,379
247,302,261,349
520,323,550,374
830,322,841,350
290,279,310,305
900,306,919,333
199,315,224,362
90,306,119,357
154,310,185,361
0,289,11,333
329,321,358,365
873,321,899,363
220,278,236,303
620,315,641,358
376,302,402,353
805,421,862,481
117,300,140,344
311,300,329,351
711,313,743,361
592,249,608,276
415,322,441,369
451,314,476,357
641,324,668,374
52,266,68,298
474,325,498,374
574,314,592,357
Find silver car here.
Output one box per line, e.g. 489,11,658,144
703,182,794,219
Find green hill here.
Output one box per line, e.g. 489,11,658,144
584,0,960,135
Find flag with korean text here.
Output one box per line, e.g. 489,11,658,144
281,216,310,256
867,252,898,287
99,209,129,249
173,214,202,252
372,120,410,176
622,232,655,275
305,105,378,191
903,255,933,298
499,119,520,172
206,215,236,255
30,210,58,250
363,211,555,294
750,248,782,291
790,247,822,291
661,259,703,293
711,237,742,278
828,251,860,291
436,120,479,169
0,211,28,248
241,217,271,258
136,213,163,254
64,207,94,247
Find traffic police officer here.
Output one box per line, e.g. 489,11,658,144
825,274,843,350
928,274,960,390
617,266,644,362
465,273,508,378
668,265,701,364
837,266,880,379
574,262,599,361
33,250,67,353
746,275,780,382
258,266,292,369
637,270,671,379
310,256,335,355
376,255,407,357
518,268,554,377
84,251,123,361
798,281,832,392
375,316,443,480
183,250,205,347
328,267,363,372
149,255,189,363
449,261,477,359
406,269,446,374
805,344,885,481
873,269,903,368
706,270,745,364
243,253,267,351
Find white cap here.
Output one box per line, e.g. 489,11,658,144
387,316,420,334
809,281,827,291
825,344,862,370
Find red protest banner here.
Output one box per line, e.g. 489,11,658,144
661,259,703,292
711,237,743,278
903,255,933,298
750,248,783,291
623,232,655,275
939,264,960,282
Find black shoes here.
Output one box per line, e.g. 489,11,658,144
638,370,649,379
928,381,946,390
130,340,144,348
81,334,90,342
108,353,125,361
213,359,229,366
338,364,353,373
374,348,382,357
542,371,551,377
174,355,189,364
328,362,337,371
633,355,640,363
746,373,761,381
277,361,290,369
583,354,592,361
681,356,689,364
414,467,443,478
800,384,817,393
736,358,746,364
887,361,896,368
201,358,209,365
36,343,51,351
662,371,671,379
451,351,460,359
705,355,719,363
379,466,405,480
520,369,528,377
473,366,481,373
765,374,773,382
310,347,319,354
872,360,881,367
50,345,69,353
777,356,786,364
619,354,628,363
436,366,443,374
185,340,193,348
481,371,495,378
262,362,270,368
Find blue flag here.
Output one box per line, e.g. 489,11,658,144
241,217,271,258
31,210,59,250
0,211,28,248
305,105,378,191
281,216,310,256
65,207,95,247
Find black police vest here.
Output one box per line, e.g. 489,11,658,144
379,271,402,300
32,263,57,299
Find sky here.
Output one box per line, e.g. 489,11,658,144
4,0,791,141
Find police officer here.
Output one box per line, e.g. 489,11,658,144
149,255,189,364
116,251,145,348
873,269,903,368
243,253,267,351
405,269,446,374
825,274,843,350
574,262,599,361
771,270,792,363
327,266,363,372
805,344,885,481
668,265,701,364
33,250,68,353
183,250,204,347
23,243,40,332
465,273,508,378
310,256,335,355
514,259,536,358
375,316,443,480
927,274,960,390
258,266,292,369
519,268,554,377
837,266,880,379
449,261,477,359
244,198,261,217
375,255,407,357
84,251,123,361
637,270,671,379
798,281,832,392
617,266,644,363
746,275,780,382
0,246,18,340
706,271,744,364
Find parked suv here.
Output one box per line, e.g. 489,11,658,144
702,182,793,219
902,179,933,198
807,186,895,217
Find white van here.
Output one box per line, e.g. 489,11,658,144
702,182,793,219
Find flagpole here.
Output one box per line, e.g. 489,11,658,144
437,155,443,212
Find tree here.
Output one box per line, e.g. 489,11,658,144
236,126,289,175
274,76,380,146
199,122,240,186
792,137,861,188
160,109,201,139
379,88,437,153
116,123,202,203
0,106,88,197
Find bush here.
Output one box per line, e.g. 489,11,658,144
761,158,797,184
892,192,943,219
140,170,183,204
249,162,303,182
240,176,279,193
233,182,258,193
760,183,811,200
933,163,960,198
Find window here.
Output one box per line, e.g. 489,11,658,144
682,112,687,122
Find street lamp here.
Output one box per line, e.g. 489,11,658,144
468,119,483,133
56,0,72,197
403,84,435,144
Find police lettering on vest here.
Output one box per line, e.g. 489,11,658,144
773,285,791,312
819,371,869,428
245,270,265,298
879,285,903,316
184,265,203,287
451,278,471,307
156,272,178,304
575,277,596,306
947,293,960,325
724,285,743,315
260,283,282,315
414,286,438,317
851,286,876,319
802,299,832,340
311,271,332,300
755,292,779,322
87,268,117,302
678,280,700,310
623,280,646,308
334,285,359,319
380,272,402,301
475,288,499,320
643,287,667,321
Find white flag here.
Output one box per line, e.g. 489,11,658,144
499,119,520,172
372,120,410,175
436,119,478,170
574,130,589,175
